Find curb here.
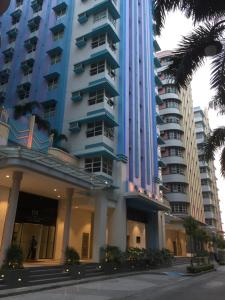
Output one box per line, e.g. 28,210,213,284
184,268,217,277
0,270,168,298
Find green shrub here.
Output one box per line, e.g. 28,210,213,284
2,244,24,270
125,248,147,262
100,246,124,264
65,247,80,265
160,248,174,265
187,264,214,274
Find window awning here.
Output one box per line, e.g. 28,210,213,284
76,23,120,47
79,0,120,20
74,109,118,127
44,72,60,81
41,99,57,108
2,48,14,57
52,1,67,13
21,58,34,71
6,28,18,38
47,46,63,56
17,82,31,92
28,15,41,29
72,77,119,99
10,9,22,18
24,36,38,48
50,23,65,34
74,49,119,69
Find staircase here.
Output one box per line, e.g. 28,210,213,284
0,263,106,290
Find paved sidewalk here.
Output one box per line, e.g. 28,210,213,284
0,264,190,299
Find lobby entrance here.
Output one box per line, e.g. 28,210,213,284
12,192,58,260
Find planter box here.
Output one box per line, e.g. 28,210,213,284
0,269,29,287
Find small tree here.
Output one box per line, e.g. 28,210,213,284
3,244,24,269
183,217,199,266
65,247,80,265
50,129,68,148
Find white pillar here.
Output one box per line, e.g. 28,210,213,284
108,196,127,251
92,192,107,262
158,212,166,249
0,171,23,266
54,188,73,262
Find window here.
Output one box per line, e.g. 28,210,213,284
27,43,36,53
85,157,101,173
91,34,106,49
166,183,186,193
11,10,22,25
90,60,105,76
28,17,41,33
93,10,107,22
204,205,214,212
88,89,104,105
50,53,61,65
169,164,185,175
16,0,23,7
23,65,33,76
52,29,64,41
171,203,188,214
165,85,177,94
0,70,10,85
164,116,180,124
165,100,179,108
86,121,103,137
196,132,204,139
47,77,58,90
165,130,182,140
85,157,113,176
31,0,43,13
24,38,38,53
54,6,67,18
88,89,114,107
17,84,31,100
43,105,56,119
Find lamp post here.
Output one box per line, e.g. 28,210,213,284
0,0,10,16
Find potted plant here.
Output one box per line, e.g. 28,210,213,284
100,246,124,274
0,244,28,287
64,247,83,279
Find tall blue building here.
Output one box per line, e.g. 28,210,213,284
0,0,168,265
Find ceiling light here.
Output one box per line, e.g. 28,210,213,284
57,195,61,198
5,175,10,178
75,206,79,209
54,189,57,192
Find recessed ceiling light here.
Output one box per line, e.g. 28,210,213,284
5,175,10,178
57,195,61,198
54,189,57,192
75,206,79,209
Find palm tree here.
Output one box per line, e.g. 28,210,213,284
183,216,198,266
153,0,225,175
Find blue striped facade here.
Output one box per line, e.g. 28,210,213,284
118,0,158,193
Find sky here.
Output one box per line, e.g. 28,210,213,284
158,12,225,231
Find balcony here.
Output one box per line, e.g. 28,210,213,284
202,185,212,192
160,139,184,148
161,156,186,166
73,49,119,75
78,0,120,24
166,192,189,203
155,95,163,105
28,15,41,32
71,77,118,102
162,174,188,184
160,93,180,101
159,122,183,132
159,107,182,116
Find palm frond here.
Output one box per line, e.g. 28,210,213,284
153,0,180,35
153,0,225,35
204,127,225,161
220,147,225,177
166,22,225,89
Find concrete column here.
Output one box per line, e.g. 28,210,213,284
0,171,23,266
146,212,159,250
92,192,108,262
108,196,127,251
54,188,73,262
158,212,166,249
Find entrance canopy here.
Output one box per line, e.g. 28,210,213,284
125,192,170,213
0,146,112,190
